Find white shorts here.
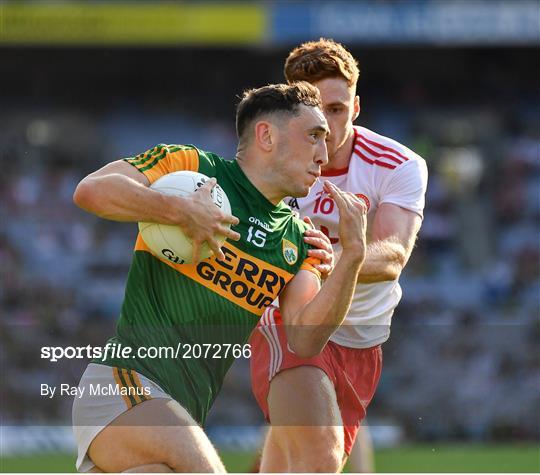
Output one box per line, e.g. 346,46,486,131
72,363,171,472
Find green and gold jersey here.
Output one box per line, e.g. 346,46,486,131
99,144,319,424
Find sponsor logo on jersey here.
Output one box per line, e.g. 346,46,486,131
135,236,293,315
248,216,272,232
287,197,300,210
282,239,298,265
161,248,186,264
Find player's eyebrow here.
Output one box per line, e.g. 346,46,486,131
310,124,330,136
325,101,347,108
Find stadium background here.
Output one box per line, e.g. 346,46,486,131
0,0,539,472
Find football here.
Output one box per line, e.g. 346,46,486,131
138,171,231,264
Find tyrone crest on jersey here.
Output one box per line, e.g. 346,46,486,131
282,239,298,265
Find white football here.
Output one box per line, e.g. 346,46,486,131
138,171,231,264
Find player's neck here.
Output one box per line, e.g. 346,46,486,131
323,128,355,172
236,154,282,206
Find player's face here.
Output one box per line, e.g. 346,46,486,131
312,77,360,165
277,105,329,197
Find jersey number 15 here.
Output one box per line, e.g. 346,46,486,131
247,226,267,248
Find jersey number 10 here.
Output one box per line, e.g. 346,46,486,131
313,192,335,215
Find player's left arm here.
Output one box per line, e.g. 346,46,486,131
356,203,422,283
358,157,428,283
279,182,367,358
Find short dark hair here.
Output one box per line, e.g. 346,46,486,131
285,38,360,87
236,82,321,141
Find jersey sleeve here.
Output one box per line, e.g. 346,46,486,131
123,144,200,184
300,257,322,280
294,219,322,280
378,158,428,218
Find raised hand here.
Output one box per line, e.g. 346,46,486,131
322,181,367,262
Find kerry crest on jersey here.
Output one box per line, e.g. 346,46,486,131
282,239,298,265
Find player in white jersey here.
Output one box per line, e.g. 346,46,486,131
250,39,428,472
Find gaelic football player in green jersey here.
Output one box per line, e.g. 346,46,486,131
72,82,367,473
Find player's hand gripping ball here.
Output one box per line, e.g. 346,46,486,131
138,171,231,264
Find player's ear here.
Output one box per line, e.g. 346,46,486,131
254,120,274,152
353,96,360,121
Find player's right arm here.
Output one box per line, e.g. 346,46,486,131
74,160,169,222
73,160,240,261
279,181,367,358
356,204,422,283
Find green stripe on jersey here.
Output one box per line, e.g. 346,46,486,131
117,368,139,407
128,146,163,167
137,149,168,172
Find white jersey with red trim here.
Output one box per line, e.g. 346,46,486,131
285,125,428,348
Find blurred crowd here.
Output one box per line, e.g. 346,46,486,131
1,72,539,442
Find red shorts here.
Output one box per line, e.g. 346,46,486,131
250,306,382,455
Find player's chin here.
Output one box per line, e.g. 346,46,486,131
290,183,312,198
302,181,316,196
291,175,317,197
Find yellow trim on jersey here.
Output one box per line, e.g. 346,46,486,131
143,148,200,184
135,235,294,316
125,145,200,184
300,257,322,280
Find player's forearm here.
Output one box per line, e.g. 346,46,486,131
356,239,406,283
73,174,182,224
287,250,364,358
